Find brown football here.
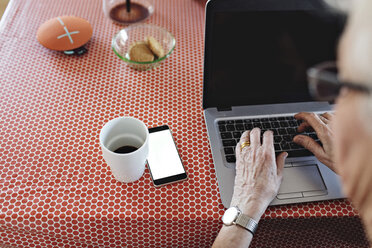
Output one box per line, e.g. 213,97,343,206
37,16,93,51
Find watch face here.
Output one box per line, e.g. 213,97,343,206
222,207,239,225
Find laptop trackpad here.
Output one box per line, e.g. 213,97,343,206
278,165,326,195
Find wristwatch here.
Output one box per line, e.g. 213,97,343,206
222,206,258,235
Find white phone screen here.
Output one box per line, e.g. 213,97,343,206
148,129,185,180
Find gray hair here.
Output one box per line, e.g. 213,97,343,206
323,0,352,13
344,0,372,134
325,0,372,133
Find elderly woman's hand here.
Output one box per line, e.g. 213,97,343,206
230,128,287,221
293,112,336,172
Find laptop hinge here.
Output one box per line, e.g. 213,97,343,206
217,106,232,111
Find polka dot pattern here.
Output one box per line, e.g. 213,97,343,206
0,0,366,247
251,216,369,247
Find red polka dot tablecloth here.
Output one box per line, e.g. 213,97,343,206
0,0,368,247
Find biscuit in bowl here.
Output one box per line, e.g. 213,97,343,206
129,41,155,62
147,36,165,58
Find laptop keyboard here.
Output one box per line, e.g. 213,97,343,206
217,116,320,163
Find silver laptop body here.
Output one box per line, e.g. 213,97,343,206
203,0,345,207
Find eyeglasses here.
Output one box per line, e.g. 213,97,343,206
307,61,372,101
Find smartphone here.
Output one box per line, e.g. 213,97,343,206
147,125,188,187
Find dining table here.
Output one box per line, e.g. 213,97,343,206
0,0,369,247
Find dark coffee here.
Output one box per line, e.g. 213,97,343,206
113,145,138,154
109,3,150,24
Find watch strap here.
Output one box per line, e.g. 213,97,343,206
235,212,258,235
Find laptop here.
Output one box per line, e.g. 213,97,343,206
203,0,346,207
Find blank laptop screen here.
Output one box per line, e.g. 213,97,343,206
204,10,346,108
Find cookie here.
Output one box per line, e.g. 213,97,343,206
147,36,165,58
129,41,154,62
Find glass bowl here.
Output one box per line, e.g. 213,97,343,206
112,24,176,71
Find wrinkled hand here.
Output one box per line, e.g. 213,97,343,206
230,128,287,221
293,112,336,172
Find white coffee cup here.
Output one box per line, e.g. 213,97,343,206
99,117,149,183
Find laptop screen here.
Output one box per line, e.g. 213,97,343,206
203,9,346,109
